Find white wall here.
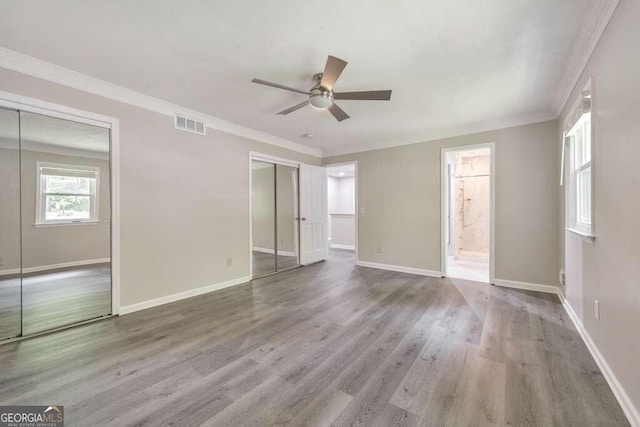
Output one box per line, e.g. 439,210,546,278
0,67,321,308
453,153,490,261
328,175,355,249
559,0,640,420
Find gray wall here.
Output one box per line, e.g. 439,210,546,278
325,119,560,286
251,164,275,251
20,149,111,269
559,0,640,413
0,67,320,307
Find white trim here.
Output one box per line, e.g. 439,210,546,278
566,227,596,243
119,276,251,315
0,268,21,277
356,260,441,278
21,258,110,274
562,299,640,427
0,48,322,158
441,143,495,284
493,278,560,295
552,0,619,115
252,247,296,257
0,91,121,316
323,161,359,263
249,151,302,168
330,244,355,251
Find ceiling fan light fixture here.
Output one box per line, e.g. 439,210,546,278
310,91,334,109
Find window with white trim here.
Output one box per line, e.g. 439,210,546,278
36,162,100,225
564,84,593,236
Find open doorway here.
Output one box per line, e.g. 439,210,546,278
442,144,494,283
325,163,357,262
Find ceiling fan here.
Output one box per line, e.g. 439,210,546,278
251,55,392,122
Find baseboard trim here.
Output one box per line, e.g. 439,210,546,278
0,268,21,276
493,278,561,296
119,275,251,315
252,247,295,257
356,260,441,278
330,244,355,251
21,258,111,274
562,299,639,426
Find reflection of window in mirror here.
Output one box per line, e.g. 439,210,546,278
35,162,100,225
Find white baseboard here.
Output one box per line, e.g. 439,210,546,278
330,244,355,251
562,299,639,427
0,268,21,277
493,278,561,296
252,247,295,257
119,275,251,315
356,260,441,278
21,258,111,274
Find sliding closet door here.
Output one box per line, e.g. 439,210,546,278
276,164,300,271
251,160,276,276
0,108,22,340
20,112,111,335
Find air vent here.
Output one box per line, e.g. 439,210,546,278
175,114,206,136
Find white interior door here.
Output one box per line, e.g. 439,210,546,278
299,164,328,264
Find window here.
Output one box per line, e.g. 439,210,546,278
36,162,100,225
565,88,593,237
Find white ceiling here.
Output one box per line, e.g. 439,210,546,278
0,0,592,156
327,164,356,178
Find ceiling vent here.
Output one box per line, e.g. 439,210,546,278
175,114,206,136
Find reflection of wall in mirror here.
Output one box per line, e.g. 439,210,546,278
0,146,111,270
251,165,297,255
0,143,21,273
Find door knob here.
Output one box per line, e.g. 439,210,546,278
301,217,307,221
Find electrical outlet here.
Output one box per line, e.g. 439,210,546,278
376,246,382,254
0,256,4,266
226,257,233,267
360,208,365,214
594,299,600,321
559,269,566,287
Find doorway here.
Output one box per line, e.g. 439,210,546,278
325,162,357,262
441,144,494,283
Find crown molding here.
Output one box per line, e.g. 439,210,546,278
323,109,556,157
0,47,323,158
552,0,619,116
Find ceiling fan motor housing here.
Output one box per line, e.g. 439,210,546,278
309,87,334,109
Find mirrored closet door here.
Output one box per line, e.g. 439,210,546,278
251,159,300,278
0,108,22,340
0,107,112,340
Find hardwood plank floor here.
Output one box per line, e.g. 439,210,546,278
0,264,111,338
0,250,628,426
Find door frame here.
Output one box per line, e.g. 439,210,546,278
248,151,301,279
322,161,358,262
0,90,121,315
440,142,495,283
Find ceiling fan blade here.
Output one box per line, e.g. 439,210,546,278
251,78,310,95
328,103,350,122
334,90,392,101
320,55,348,90
277,100,309,115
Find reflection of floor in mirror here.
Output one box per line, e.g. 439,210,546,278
446,256,489,282
252,251,299,277
0,264,111,338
